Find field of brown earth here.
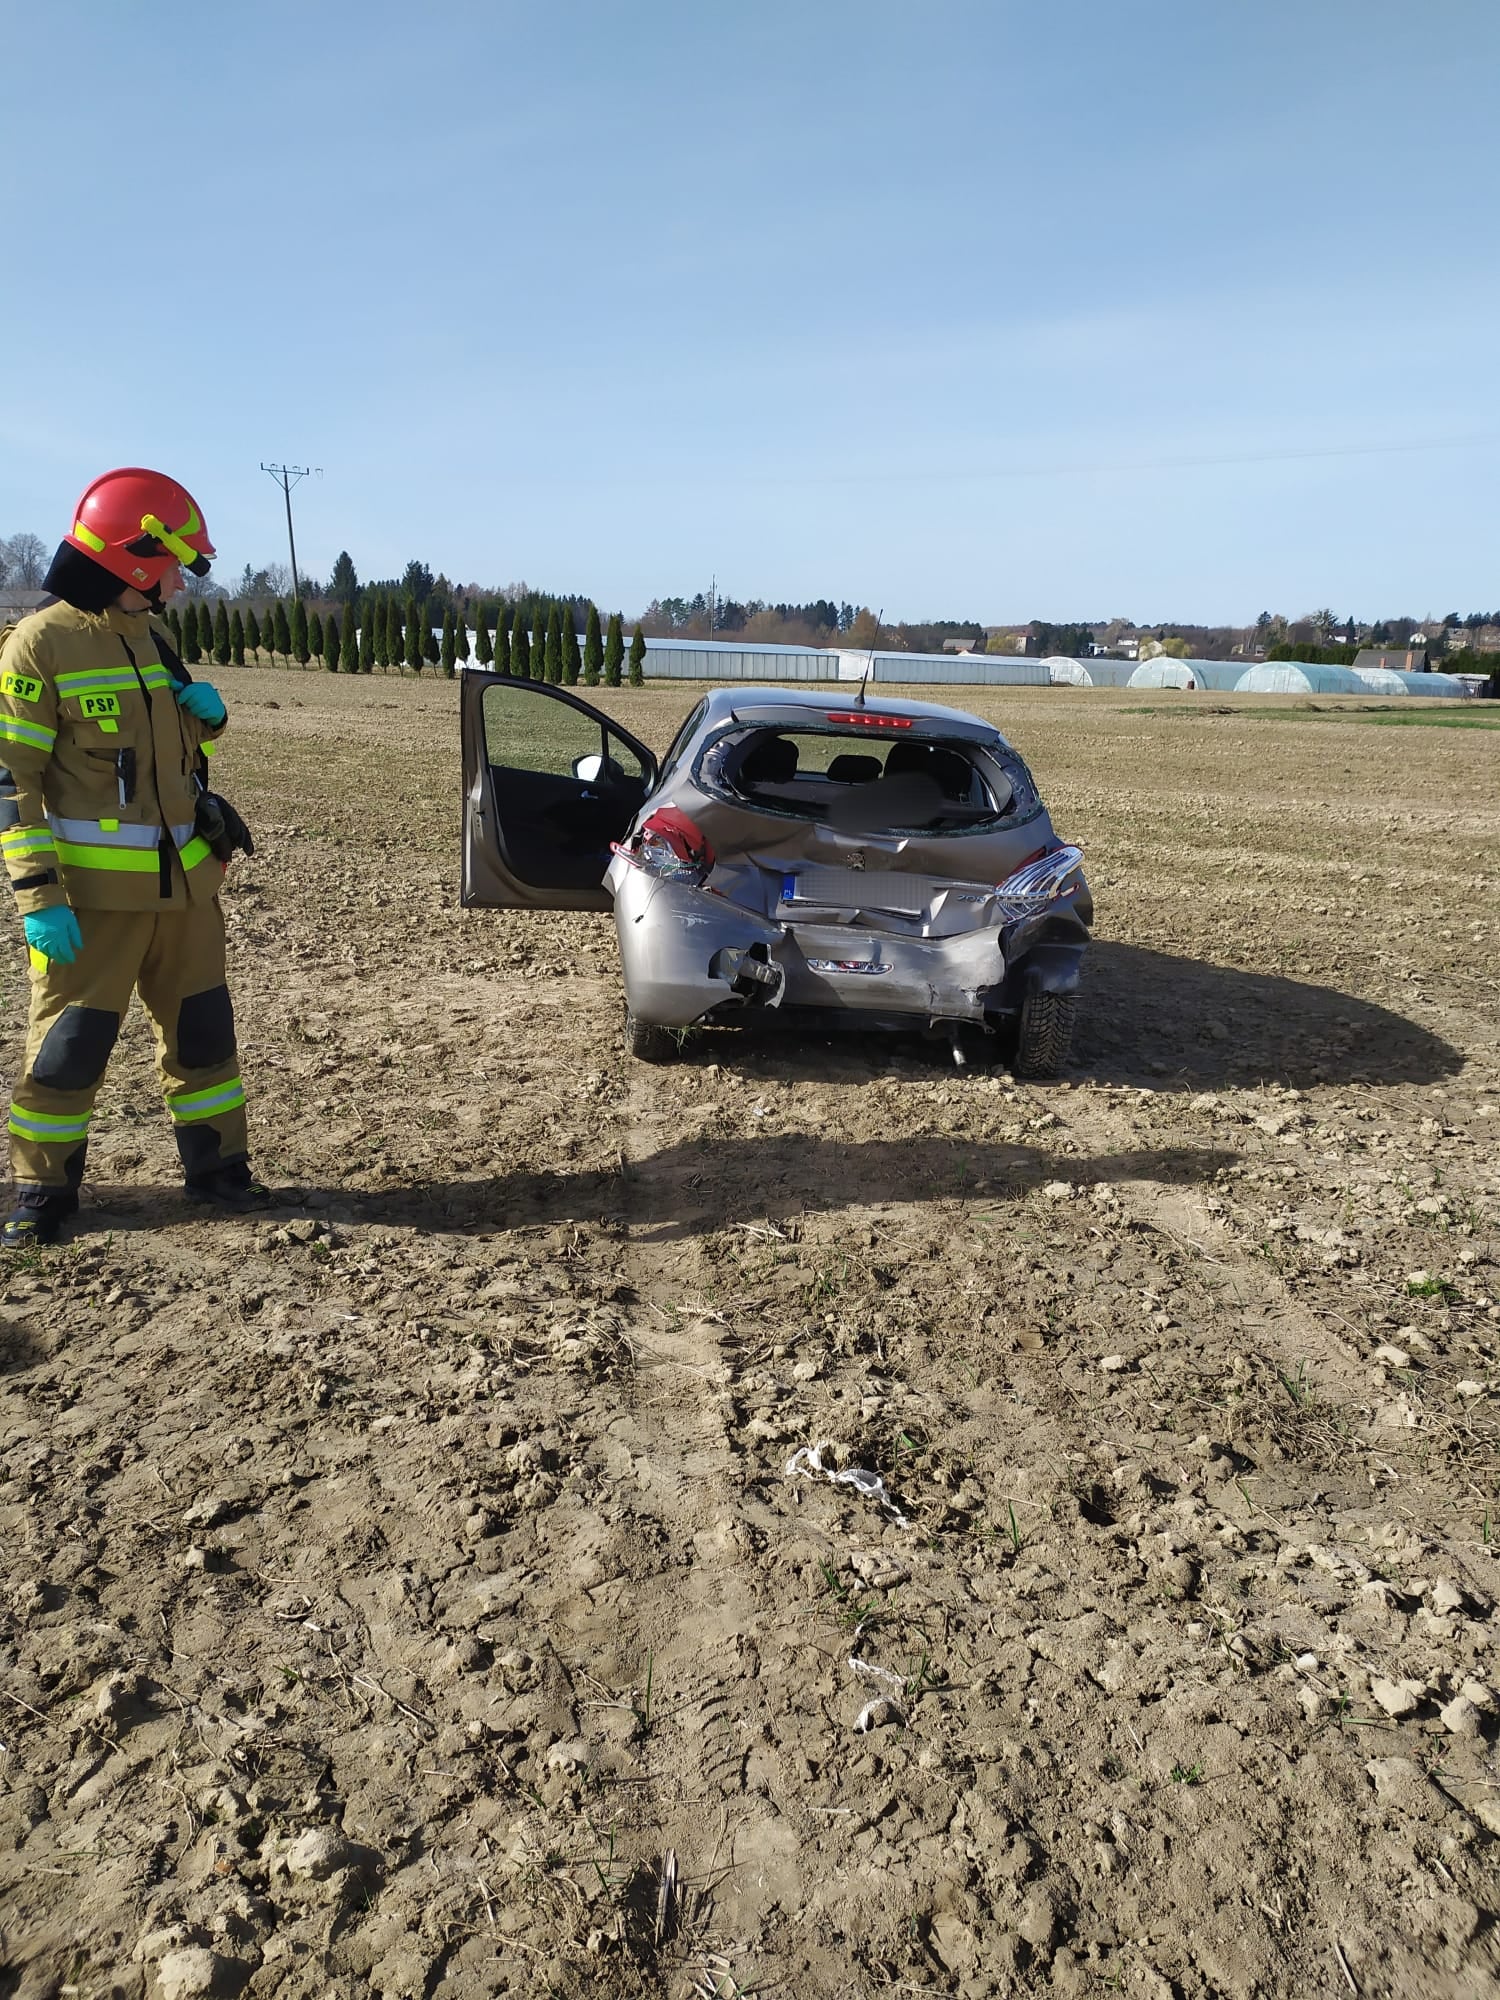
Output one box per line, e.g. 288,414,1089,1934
2,669,1498,2000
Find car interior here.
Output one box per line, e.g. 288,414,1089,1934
728,730,1005,827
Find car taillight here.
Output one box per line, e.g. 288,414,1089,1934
824,712,915,728
1013,843,1057,873
614,806,714,887
995,843,1083,909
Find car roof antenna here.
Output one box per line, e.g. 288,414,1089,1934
853,607,882,709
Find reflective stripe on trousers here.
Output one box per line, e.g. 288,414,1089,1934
168,1076,246,1124
8,1105,91,1144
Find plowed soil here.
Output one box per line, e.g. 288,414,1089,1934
3,669,1498,2000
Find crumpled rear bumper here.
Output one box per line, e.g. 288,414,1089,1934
607,856,1012,1028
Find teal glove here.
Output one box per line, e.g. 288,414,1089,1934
176,681,226,726
24,907,83,966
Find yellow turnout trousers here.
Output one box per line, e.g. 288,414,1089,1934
9,901,247,1191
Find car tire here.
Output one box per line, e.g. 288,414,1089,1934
625,1009,681,1064
1013,989,1076,1078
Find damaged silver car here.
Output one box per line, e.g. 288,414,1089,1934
461,678,1091,1073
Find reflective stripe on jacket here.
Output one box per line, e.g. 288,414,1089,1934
0,601,225,914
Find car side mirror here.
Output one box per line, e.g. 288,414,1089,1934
573,753,605,782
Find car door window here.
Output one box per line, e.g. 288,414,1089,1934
482,683,648,787
475,682,651,893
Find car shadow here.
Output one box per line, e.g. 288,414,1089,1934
77,1136,1239,1242
1075,941,1463,1089
667,939,1463,1092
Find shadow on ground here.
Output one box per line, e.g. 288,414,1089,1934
78,1137,1239,1241
1076,941,1463,1089
658,940,1464,1092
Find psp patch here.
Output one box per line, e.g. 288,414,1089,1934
80,693,121,719
1,673,43,704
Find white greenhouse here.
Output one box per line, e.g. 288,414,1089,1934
1351,668,1468,698
1233,663,1371,696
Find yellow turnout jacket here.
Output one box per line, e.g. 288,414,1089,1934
0,600,226,915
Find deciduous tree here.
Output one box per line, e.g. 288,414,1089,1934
4,532,46,588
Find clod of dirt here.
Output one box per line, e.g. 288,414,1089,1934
283,1825,353,1880
1440,1694,1483,1737
1432,1577,1475,1615
545,1737,589,1770
854,1698,904,1732
1369,1677,1423,1718
152,1948,244,2000
1366,1757,1444,1818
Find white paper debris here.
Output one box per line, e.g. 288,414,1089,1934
848,1655,906,1694
785,1442,910,1528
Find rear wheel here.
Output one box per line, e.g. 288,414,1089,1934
1013,989,1076,1078
625,1009,681,1064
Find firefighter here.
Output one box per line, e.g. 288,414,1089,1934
0,467,267,1248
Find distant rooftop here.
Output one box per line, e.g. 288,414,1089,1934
1354,645,1428,672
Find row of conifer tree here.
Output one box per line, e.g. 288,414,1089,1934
165,596,647,685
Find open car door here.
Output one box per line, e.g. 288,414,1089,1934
461,673,659,910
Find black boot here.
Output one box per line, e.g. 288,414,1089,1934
2,1185,79,1249
185,1160,273,1213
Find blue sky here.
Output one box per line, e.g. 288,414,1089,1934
4,1,1495,624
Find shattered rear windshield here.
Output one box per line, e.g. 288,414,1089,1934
699,727,1038,832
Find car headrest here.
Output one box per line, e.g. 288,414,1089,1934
826,753,882,784
738,735,799,785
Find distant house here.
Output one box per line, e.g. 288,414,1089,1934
941,635,983,654
1355,645,1429,674
0,588,48,624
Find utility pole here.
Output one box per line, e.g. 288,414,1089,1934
709,573,716,634
260,462,311,599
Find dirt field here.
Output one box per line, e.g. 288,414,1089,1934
3,668,1498,2000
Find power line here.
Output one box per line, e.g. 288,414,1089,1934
260,463,315,598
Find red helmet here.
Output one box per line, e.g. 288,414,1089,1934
64,467,216,591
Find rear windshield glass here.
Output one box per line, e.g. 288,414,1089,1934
703,728,1031,830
